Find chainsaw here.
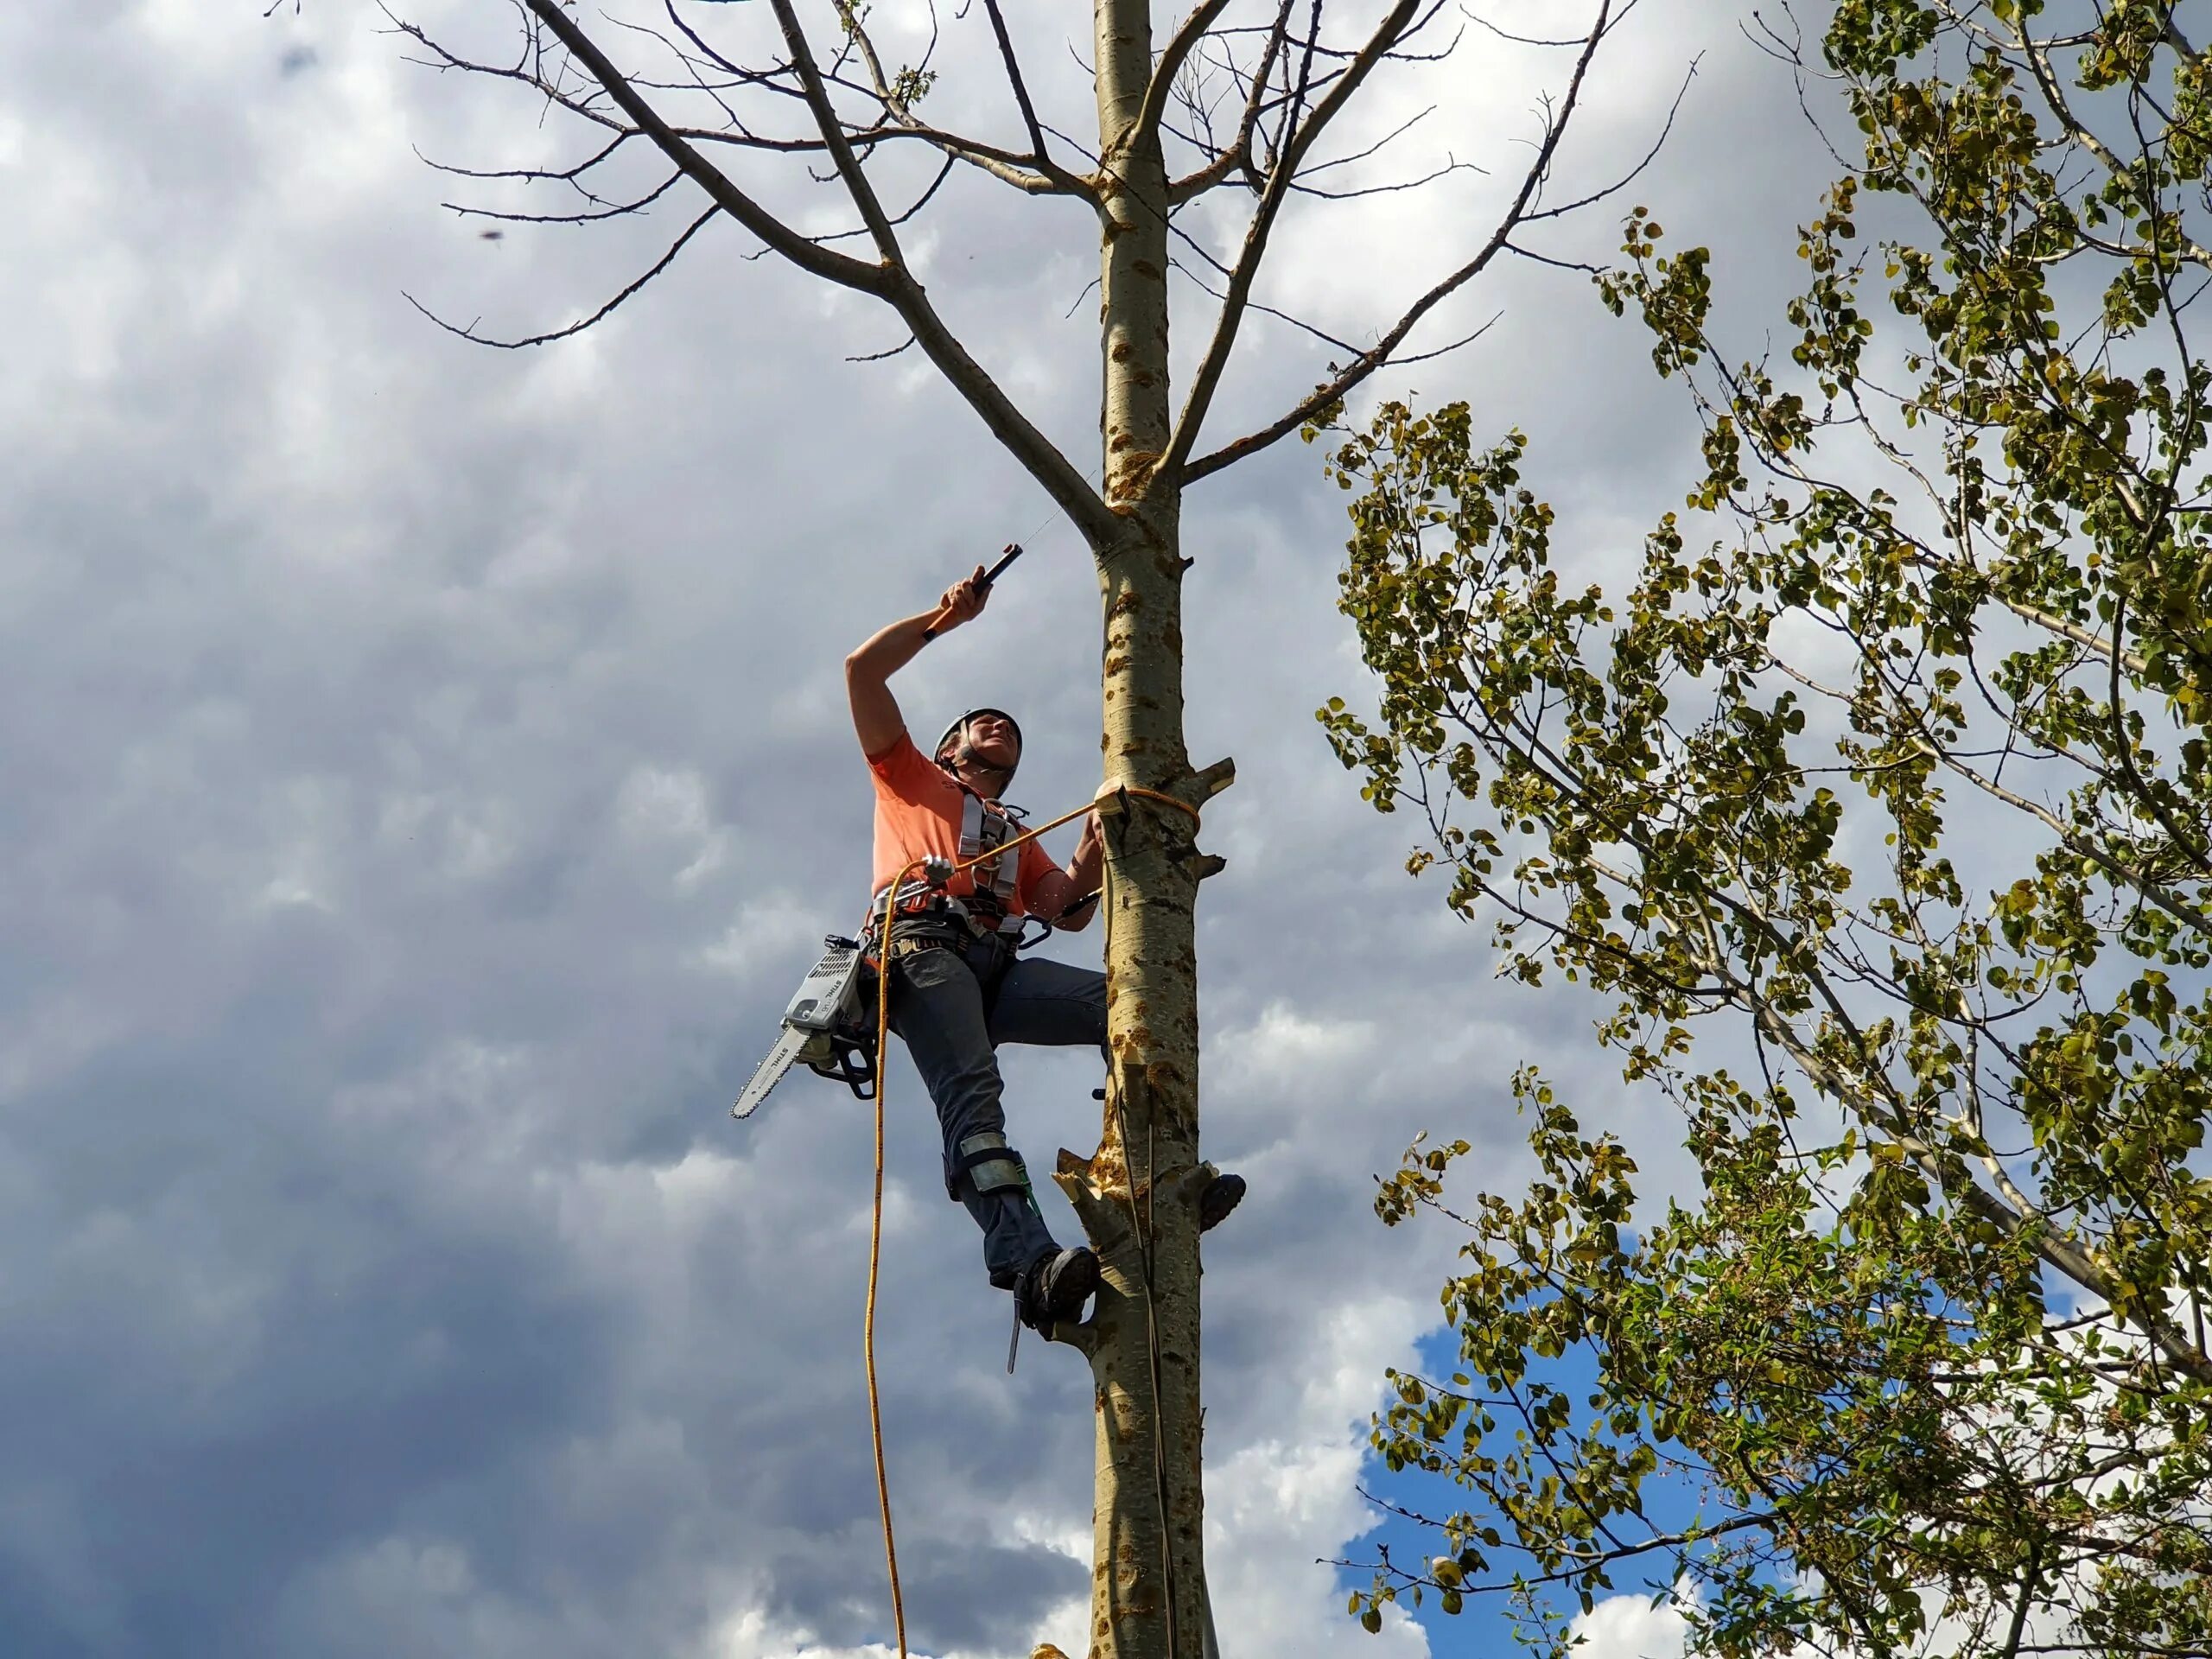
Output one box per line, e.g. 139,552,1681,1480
729,934,880,1118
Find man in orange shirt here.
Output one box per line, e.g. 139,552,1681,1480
848,564,1243,1335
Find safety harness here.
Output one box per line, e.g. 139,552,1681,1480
861,786,1049,1322
865,789,1030,953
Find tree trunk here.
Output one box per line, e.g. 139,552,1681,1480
1043,3,1222,1656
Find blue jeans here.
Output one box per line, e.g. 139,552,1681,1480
887,937,1107,1288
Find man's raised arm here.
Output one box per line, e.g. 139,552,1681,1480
845,565,989,756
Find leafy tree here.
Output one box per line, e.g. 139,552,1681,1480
324,1,1667,1655
1319,2,2212,1655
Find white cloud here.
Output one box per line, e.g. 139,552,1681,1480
1571,1585,1698,1659
697,1604,905,1659
1213,1001,1382,1089
1205,1298,1436,1659
618,763,734,888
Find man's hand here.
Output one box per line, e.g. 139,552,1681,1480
1071,811,1103,875
847,563,995,755
1028,814,1105,931
931,564,992,634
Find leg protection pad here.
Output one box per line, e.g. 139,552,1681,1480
951,1131,1032,1204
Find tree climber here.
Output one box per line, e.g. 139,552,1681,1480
847,564,1245,1335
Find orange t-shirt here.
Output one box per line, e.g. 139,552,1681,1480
867,731,1054,914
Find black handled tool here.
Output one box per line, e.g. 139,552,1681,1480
980,542,1025,586
924,543,1024,639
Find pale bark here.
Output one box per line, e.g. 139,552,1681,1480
1046,4,1221,1656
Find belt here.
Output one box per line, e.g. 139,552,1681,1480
887,932,972,960
864,888,1019,945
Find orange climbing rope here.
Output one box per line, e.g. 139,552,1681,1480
861,778,1200,1659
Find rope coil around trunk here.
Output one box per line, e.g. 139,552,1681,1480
864,781,1200,1659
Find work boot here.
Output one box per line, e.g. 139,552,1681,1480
1017,1245,1100,1332
1200,1172,1247,1234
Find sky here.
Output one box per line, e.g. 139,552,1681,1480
0,2,1840,1656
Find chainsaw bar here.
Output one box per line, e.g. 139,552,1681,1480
732,1021,815,1120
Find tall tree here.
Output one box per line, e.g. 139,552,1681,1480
345,2,1659,1656
1321,1,2212,1655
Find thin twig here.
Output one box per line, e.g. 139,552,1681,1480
405,203,721,347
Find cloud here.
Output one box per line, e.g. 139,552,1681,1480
1205,1299,1436,1659
1571,1586,1698,1659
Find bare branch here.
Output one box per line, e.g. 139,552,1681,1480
1159,0,1425,482
385,6,626,137
1181,0,1616,485
1170,0,1296,201
441,170,683,226
1166,144,1244,203
1460,4,1605,48
759,0,1117,541
1173,257,1363,353
978,0,1055,168
1503,239,1605,274
1520,51,1696,224
656,0,804,99
413,130,633,189
718,105,1087,188
1139,0,1240,145
830,0,1090,195
405,202,720,348
517,0,1111,543
808,153,957,249
1388,310,1499,364
847,333,918,363
1289,154,1480,199
1298,103,1448,175
761,0,904,264
653,123,835,156
520,0,886,291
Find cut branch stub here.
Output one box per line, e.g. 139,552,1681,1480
1056,1147,1130,1247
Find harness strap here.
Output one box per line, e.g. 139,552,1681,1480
957,794,1022,906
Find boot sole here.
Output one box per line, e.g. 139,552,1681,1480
1022,1248,1101,1331
1045,1249,1101,1321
